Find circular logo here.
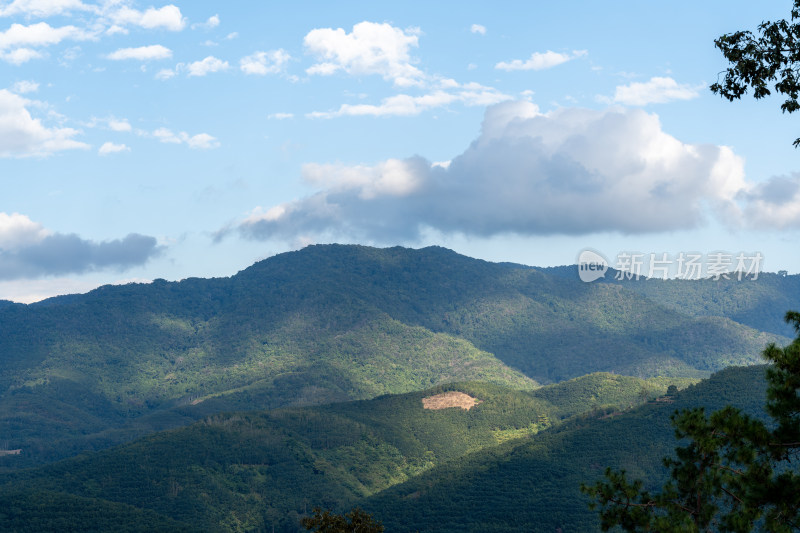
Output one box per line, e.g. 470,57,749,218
578,249,608,282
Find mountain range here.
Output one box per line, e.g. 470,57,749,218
0,244,797,531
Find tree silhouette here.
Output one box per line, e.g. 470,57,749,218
712,1,800,147
582,311,800,532
301,507,384,533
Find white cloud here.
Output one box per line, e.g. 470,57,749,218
309,81,510,118
153,126,180,143
470,24,486,35
85,115,131,131
154,67,175,80
106,44,171,61
496,49,587,71
0,88,89,157
307,92,452,118
0,22,92,50
301,159,423,199
108,4,186,31
152,127,219,149
268,112,293,120
304,21,424,87
58,44,79,63
192,14,219,30
98,141,129,155
232,100,754,242
613,76,701,106
185,132,218,149
0,212,49,249
0,0,92,18
186,55,228,76
11,79,38,93
240,49,290,75
0,47,42,64
108,117,130,131
105,24,127,36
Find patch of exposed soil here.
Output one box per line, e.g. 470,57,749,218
422,391,480,410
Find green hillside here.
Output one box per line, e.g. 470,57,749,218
0,490,195,533
612,273,800,337
363,365,771,532
0,245,786,468
232,245,782,382
542,264,800,337
0,374,687,532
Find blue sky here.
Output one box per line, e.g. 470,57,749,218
1,0,799,302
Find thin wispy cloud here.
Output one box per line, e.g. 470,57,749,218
308,81,510,118
10,79,38,93
152,127,219,149
191,14,219,30
106,44,171,61
496,50,587,71
98,141,129,155
612,76,701,105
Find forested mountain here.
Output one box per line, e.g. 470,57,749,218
0,373,694,531
0,366,766,531
363,365,770,532
541,264,800,337
0,245,789,468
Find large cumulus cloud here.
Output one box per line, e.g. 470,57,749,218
231,101,750,242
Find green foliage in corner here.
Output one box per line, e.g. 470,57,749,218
583,312,800,531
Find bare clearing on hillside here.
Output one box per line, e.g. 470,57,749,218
422,391,480,410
